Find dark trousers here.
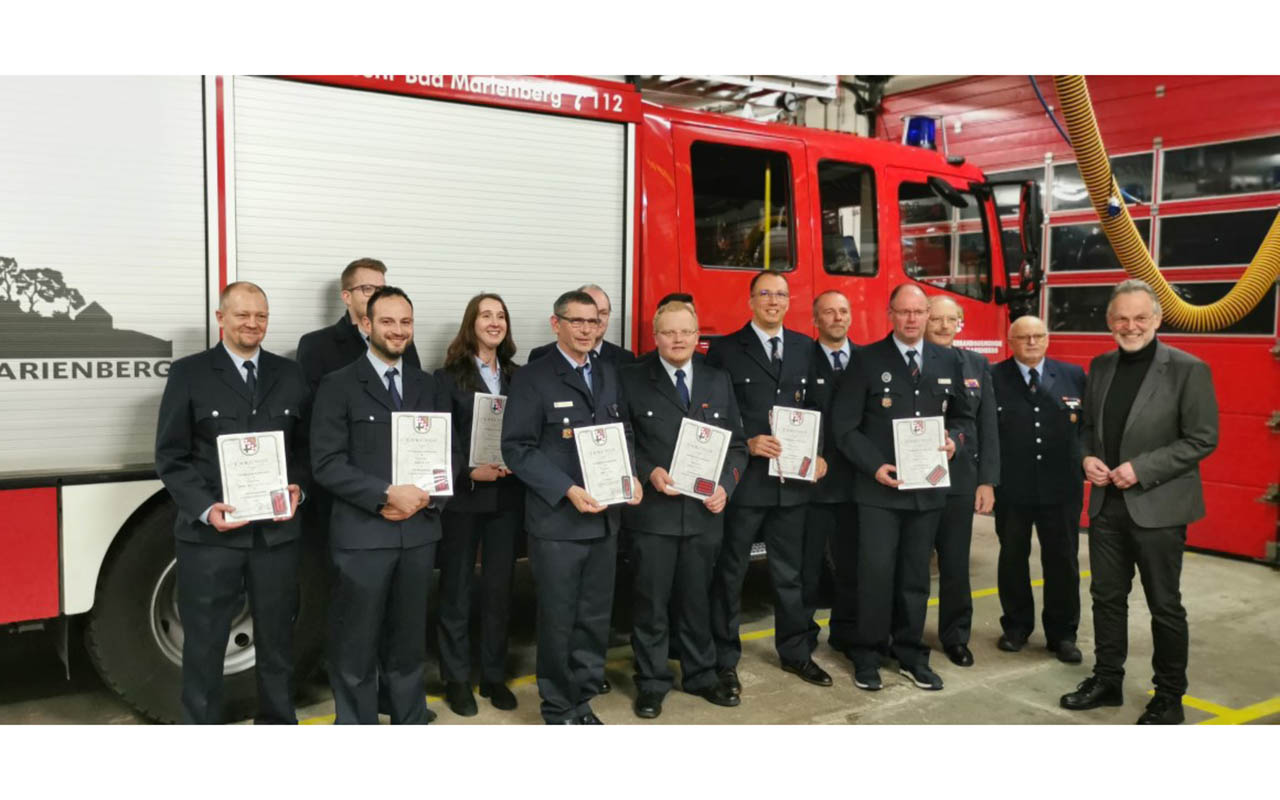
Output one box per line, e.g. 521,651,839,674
935,492,975,647
1088,496,1189,696
711,504,812,669
994,500,1081,644
808,501,859,652
529,533,617,723
436,509,520,684
328,544,436,724
853,505,939,669
630,528,720,696
176,534,299,725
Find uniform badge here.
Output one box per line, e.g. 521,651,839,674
794,390,802,403
882,396,893,408
562,428,573,439
964,378,980,389
881,371,892,383
1070,413,1078,423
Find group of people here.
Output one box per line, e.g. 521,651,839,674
154,256,1218,726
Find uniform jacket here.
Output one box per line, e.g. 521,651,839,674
1081,340,1218,527
434,362,525,515
991,356,1086,506
500,346,636,541
526,338,636,367
831,333,973,511
619,357,748,536
296,314,422,394
155,343,310,548
948,347,1001,496
809,339,859,504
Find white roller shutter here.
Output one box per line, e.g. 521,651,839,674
231,76,627,368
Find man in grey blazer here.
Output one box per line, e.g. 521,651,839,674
1060,279,1218,725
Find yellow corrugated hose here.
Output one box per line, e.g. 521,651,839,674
1052,75,1280,331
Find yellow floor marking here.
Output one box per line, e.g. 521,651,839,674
1143,689,1280,725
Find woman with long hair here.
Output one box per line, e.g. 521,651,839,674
433,293,524,716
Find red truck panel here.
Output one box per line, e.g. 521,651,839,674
0,488,59,624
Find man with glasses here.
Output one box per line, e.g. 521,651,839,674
990,315,1085,664
527,284,636,367
1060,280,1217,725
706,271,830,695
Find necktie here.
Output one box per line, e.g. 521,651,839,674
1028,367,1040,394
675,368,690,410
243,360,257,403
576,364,592,398
906,349,920,383
385,367,402,410
769,336,781,371
831,350,844,372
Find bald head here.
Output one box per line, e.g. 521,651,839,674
888,283,929,345
1008,315,1048,366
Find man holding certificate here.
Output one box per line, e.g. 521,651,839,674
155,282,309,724
832,283,971,692
501,289,641,725
620,300,748,719
311,286,457,724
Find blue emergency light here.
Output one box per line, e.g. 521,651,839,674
901,115,950,156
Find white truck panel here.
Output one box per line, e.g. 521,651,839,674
61,480,165,615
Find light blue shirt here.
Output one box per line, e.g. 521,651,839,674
475,355,502,395
1016,357,1046,385
659,356,692,392
222,342,260,385
892,335,924,367
750,321,783,361
367,348,403,398
557,344,591,393
819,339,851,370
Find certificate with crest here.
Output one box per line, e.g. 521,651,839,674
767,406,821,482
892,415,950,491
216,430,291,523
668,419,731,500
573,422,635,506
391,412,454,496
469,393,508,468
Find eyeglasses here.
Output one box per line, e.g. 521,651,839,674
891,308,928,318
1108,314,1156,327
344,284,381,296
1010,333,1047,343
755,290,790,301
929,316,961,325
556,315,600,330
656,329,698,339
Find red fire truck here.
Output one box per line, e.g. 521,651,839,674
0,74,1026,721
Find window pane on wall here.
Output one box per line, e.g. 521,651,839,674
1158,209,1275,267
1049,219,1151,272
988,166,1045,217
1162,135,1280,201
1048,282,1276,335
818,160,877,276
1052,153,1153,211
691,141,794,271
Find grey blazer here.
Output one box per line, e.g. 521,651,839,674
1080,340,1218,527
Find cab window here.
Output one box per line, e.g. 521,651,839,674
691,141,794,271
818,159,877,276
898,181,991,301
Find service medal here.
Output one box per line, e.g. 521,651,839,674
882,397,893,408
881,371,892,383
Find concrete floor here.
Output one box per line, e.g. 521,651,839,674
2,515,1277,724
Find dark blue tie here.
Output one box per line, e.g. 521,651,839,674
906,349,920,385
385,367,402,410
576,364,592,398
831,350,844,372
1028,367,1040,394
243,360,257,402
675,368,690,410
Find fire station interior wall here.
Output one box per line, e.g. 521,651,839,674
0,77,208,476
230,76,627,369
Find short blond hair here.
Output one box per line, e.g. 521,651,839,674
653,300,697,332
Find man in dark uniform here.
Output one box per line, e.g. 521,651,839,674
155,281,309,724
925,295,999,667
706,271,830,694
526,283,636,367
832,283,971,692
621,300,748,719
990,314,1086,664
806,290,859,657
501,289,642,724
310,287,455,724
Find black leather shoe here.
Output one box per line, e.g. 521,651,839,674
997,632,1027,652
718,668,741,696
444,681,478,717
478,681,517,711
597,678,612,695
633,692,664,719
782,659,833,687
1060,676,1124,710
1136,693,1184,725
944,644,974,667
579,710,604,725
1048,641,1083,664
690,682,740,708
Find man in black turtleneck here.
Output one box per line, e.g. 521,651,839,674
1060,280,1218,725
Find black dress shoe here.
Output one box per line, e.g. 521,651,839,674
997,632,1027,652
444,681,478,717
1060,676,1124,710
478,681,518,711
781,659,833,687
579,711,604,725
597,678,612,695
633,692,664,719
1136,693,1184,725
690,682,740,708
1048,641,1083,664
718,668,741,696
944,644,974,667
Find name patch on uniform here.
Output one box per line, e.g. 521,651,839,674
816,378,825,385
554,400,574,408
1062,396,1081,409
964,378,980,389
937,378,952,385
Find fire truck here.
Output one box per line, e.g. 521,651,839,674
0,74,1028,721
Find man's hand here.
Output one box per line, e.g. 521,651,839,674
470,464,510,483
566,485,605,514
649,466,682,496
1083,456,1111,487
975,484,995,514
209,503,251,532
940,434,957,460
703,485,728,514
747,434,782,459
815,456,828,481
1109,461,1139,490
874,463,902,488
380,506,413,521
387,484,430,515
626,478,644,506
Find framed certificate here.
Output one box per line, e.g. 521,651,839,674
766,406,821,482
668,419,731,500
469,392,507,468
391,411,454,496
573,422,635,506
892,415,951,491
216,430,291,523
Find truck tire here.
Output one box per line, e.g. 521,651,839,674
85,497,327,723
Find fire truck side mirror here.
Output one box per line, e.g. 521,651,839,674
1016,180,1044,293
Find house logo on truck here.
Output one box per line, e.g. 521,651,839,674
0,254,173,380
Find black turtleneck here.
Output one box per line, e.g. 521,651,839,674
1103,336,1158,498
